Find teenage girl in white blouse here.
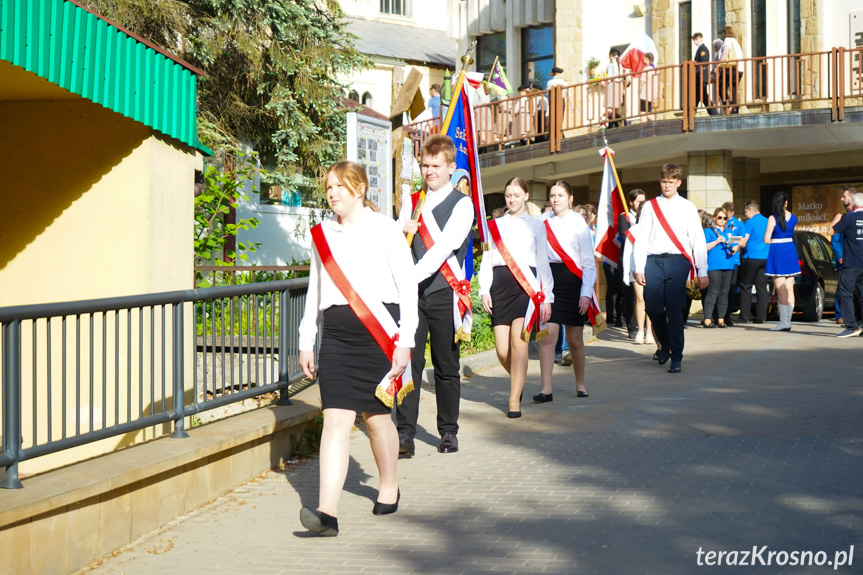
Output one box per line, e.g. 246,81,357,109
479,177,554,418
297,161,417,536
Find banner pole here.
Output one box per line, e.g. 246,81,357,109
407,42,476,246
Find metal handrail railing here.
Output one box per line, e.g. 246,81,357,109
407,46,863,159
0,278,312,489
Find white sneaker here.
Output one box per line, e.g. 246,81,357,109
561,350,572,366
645,333,655,345
634,331,644,344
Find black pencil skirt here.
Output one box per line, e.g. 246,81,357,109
489,265,534,326
549,263,588,327
317,304,398,414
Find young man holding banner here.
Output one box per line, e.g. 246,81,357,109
633,164,708,374
397,134,474,455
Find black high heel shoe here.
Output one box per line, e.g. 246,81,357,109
373,489,400,515
300,507,339,536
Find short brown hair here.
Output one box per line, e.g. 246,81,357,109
421,134,457,165
721,201,735,213
324,160,368,198
660,163,683,180
691,33,703,41
744,200,760,211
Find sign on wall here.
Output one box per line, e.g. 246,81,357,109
792,183,862,237
346,112,393,217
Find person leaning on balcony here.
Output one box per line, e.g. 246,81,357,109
710,38,725,114
638,53,659,122
605,48,625,128
692,33,715,114
297,161,419,537
427,84,441,120
719,25,744,114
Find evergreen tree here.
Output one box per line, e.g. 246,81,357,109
80,0,370,200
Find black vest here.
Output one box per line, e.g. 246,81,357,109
411,189,473,296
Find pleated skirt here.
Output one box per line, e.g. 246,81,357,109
317,304,398,414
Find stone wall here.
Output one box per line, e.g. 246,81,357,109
651,0,676,71
555,0,584,85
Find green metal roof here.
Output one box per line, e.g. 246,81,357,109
0,0,211,155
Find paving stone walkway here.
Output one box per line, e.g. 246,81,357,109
81,319,863,574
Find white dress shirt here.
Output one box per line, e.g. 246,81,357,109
633,194,708,277
478,212,555,302
398,183,474,283
299,207,418,351
545,210,596,298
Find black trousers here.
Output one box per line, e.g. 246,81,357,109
644,254,691,362
738,258,768,322
837,267,863,330
724,264,739,321
695,77,710,108
395,287,461,438
603,264,620,321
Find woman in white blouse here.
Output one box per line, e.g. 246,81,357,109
479,177,554,418
297,161,418,536
536,180,595,402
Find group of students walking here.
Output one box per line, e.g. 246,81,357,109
294,132,859,537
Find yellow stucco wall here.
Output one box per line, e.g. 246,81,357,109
0,99,197,305
0,97,199,476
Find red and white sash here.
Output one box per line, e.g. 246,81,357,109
487,219,549,342
311,224,413,408
650,198,696,279
412,193,473,342
544,218,605,333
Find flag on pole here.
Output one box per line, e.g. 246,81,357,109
619,33,659,73
445,79,489,279
488,56,513,96
594,147,627,266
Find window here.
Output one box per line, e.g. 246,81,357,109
348,89,360,102
361,92,374,109
752,0,767,97
380,0,411,17
712,0,726,42
788,0,801,94
521,25,554,88
679,1,692,63
477,32,506,77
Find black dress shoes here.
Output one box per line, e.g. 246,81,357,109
372,489,400,515
668,360,682,373
398,433,415,457
655,348,671,365
300,507,339,537
438,432,458,453
577,390,589,397
507,410,522,418
533,392,553,402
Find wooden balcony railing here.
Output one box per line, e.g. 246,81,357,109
408,46,863,158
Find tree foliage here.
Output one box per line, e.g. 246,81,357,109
79,0,370,200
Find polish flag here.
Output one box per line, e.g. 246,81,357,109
619,33,659,73
594,147,628,267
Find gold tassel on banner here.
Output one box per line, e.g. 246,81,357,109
535,327,550,340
